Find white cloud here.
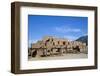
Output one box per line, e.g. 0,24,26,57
55,26,81,33
63,35,77,41
29,39,38,44
83,33,88,36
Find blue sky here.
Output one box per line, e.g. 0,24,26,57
28,15,88,47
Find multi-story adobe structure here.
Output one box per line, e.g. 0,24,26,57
28,36,87,57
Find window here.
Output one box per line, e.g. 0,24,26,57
53,42,55,45
63,42,66,45
58,41,59,44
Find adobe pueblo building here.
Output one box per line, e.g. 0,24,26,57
28,36,87,57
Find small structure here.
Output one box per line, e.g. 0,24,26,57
29,36,87,57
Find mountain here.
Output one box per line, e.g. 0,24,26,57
76,35,88,45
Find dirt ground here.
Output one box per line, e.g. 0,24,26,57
28,53,88,61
